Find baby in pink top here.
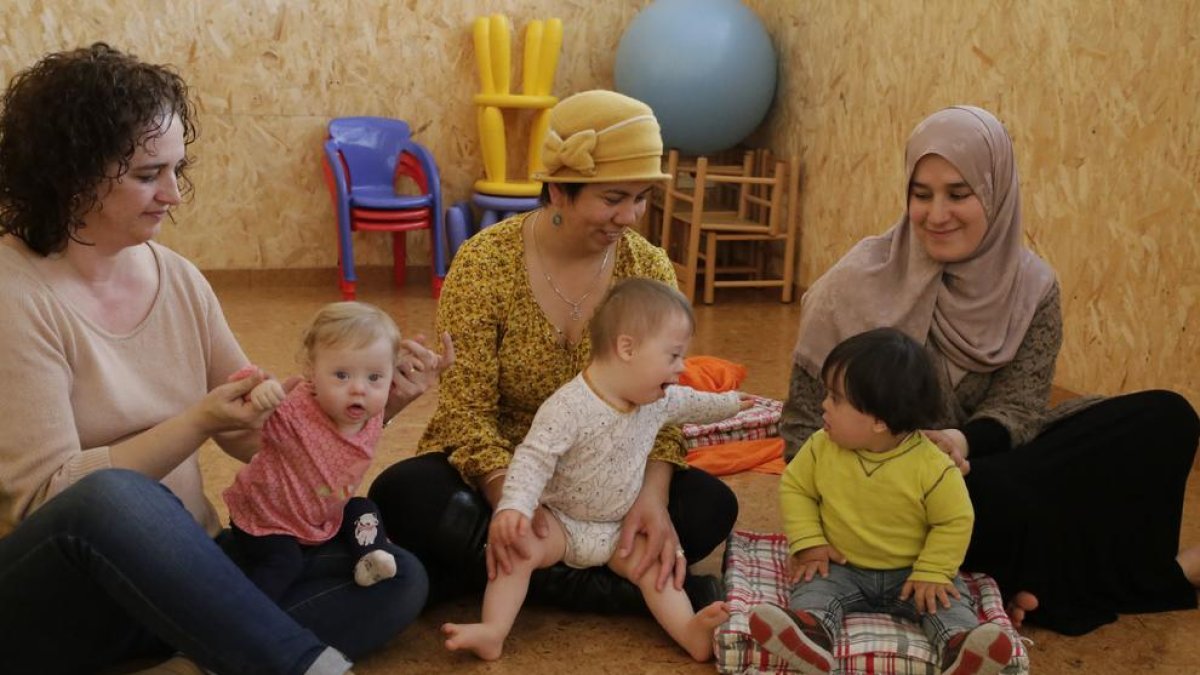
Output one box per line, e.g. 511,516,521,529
224,301,403,600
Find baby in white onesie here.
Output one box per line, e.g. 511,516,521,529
442,278,749,663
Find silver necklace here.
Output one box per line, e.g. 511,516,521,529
531,210,612,322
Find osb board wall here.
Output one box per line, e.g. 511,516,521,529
2,1,1195,407
0,0,651,269
744,0,1198,406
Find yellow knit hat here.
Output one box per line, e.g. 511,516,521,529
532,90,671,183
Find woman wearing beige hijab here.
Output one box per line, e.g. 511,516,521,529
781,106,1199,636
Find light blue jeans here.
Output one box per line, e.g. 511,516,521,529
0,469,428,674
789,562,979,654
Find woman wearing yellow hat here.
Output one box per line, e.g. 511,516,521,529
369,90,734,613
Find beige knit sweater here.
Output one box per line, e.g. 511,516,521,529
0,240,246,537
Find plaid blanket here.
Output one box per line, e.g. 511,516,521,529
717,531,1030,675
683,395,781,448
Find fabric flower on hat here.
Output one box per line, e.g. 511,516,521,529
542,128,598,177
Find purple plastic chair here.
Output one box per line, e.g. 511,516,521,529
322,116,447,299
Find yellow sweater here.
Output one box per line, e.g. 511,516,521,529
780,430,973,584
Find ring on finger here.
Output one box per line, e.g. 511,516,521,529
675,548,685,559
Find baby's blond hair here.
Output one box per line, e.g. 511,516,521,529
298,301,402,371
589,278,693,361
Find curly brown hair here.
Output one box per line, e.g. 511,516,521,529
0,42,197,256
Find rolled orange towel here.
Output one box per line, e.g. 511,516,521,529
679,356,746,392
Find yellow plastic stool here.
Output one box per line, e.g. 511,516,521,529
472,14,562,197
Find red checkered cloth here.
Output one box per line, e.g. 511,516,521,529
717,531,1030,675
683,395,781,449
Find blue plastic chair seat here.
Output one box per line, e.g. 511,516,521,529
349,188,434,210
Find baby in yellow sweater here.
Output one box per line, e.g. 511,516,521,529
749,327,1014,675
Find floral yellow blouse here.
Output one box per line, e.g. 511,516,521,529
418,213,685,483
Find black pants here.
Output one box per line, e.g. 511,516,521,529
232,496,392,601
368,452,738,605
964,390,1199,635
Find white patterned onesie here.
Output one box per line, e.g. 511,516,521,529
497,374,741,567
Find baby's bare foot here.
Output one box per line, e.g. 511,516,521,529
441,622,505,661
680,601,731,662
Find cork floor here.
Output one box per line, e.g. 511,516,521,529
199,269,1200,675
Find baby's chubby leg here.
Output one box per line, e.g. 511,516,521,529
609,533,728,662
443,508,567,660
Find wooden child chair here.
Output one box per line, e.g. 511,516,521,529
659,148,802,304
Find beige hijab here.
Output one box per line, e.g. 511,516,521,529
793,106,1056,385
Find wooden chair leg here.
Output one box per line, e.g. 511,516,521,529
682,225,701,305
703,233,717,304
782,233,797,303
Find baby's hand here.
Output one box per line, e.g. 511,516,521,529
788,544,847,583
485,509,531,580
736,392,755,410
491,509,530,547
899,578,961,615
248,378,286,412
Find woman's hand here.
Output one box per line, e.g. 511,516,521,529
617,476,683,592
194,373,273,434
923,428,970,475
386,332,455,420
787,544,847,583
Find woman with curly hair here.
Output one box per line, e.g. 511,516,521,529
0,44,432,675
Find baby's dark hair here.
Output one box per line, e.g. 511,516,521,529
590,278,693,361
0,43,197,256
820,327,941,434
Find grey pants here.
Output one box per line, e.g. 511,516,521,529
789,563,980,653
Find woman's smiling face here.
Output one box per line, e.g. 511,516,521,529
554,181,654,253
907,154,988,263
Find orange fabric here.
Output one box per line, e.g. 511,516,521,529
681,357,783,475
686,438,785,476
680,356,746,393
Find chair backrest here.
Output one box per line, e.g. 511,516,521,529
328,116,420,189
687,151,790,237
